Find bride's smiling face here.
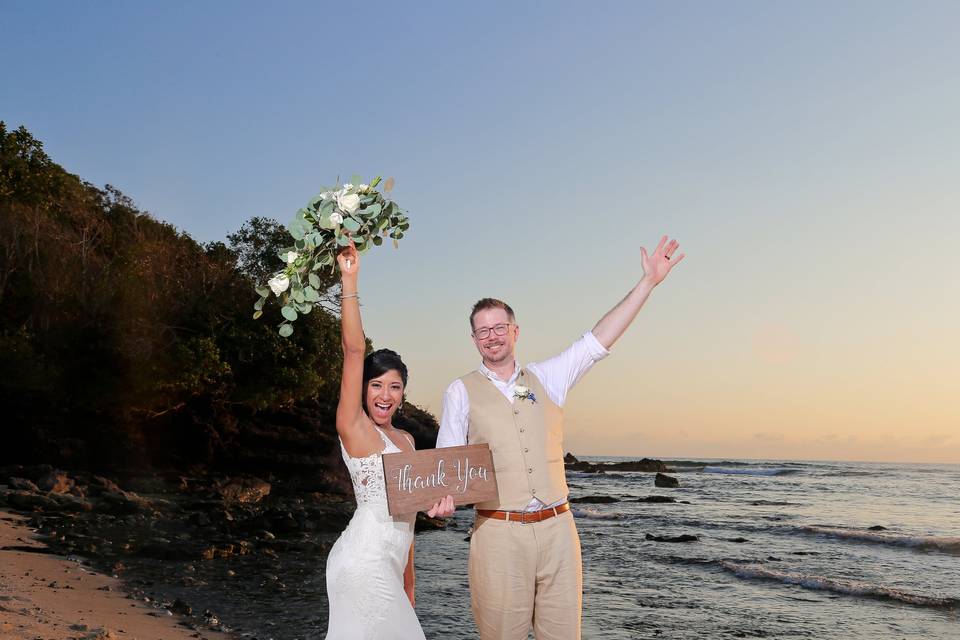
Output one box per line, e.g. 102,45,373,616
365,369,405,426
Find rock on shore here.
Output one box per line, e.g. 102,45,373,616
564,452,670,474
654,473,680,488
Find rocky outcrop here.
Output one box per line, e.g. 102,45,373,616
38,470,81,495
565,455,669,474
645,533,698,543
214,476,271,504
5,490,92,512
654,473,679,488
605,459,670,472
9,477,40,492
569,495,620,504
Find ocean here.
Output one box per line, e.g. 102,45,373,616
113,459,960,639
411,458,959,640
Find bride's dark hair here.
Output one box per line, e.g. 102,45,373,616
362,349,408,414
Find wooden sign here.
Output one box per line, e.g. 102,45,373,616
382,444,498,515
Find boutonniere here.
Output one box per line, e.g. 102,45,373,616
513,385,537,404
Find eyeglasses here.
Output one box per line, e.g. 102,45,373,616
472,323,513,340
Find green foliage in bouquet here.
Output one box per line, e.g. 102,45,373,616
254,175,410,336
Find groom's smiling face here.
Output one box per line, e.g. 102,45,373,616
471,308,519,367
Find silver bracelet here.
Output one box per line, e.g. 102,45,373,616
341,292,359,299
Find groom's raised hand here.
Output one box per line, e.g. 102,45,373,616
426,494,455,518
641,235,684,286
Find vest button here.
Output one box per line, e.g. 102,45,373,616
513,409,520,415
519,428,525,433
528,468,533,473
524,448,529,453
532,488,537,494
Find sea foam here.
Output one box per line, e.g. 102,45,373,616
703,467,798,476
720,561,960,611
800,526,960,554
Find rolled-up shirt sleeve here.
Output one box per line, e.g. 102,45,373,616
527,330,610,407
436,379,470,448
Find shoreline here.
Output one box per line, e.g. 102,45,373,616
0,509,235,640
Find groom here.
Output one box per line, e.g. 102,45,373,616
435,236,685,639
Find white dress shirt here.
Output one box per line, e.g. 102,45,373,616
437,331,609,510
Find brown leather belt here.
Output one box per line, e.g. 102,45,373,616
477,501,570,524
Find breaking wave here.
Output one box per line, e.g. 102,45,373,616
703,467,799,476
720,561,960,611
799,526,960,554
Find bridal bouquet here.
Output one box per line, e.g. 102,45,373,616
253,175,410,336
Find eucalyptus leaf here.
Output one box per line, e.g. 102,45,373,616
253,310,263,320
254,297,265,311
308,273,321,288
288,218,305,241
255,286,270,298
343,217,361,233
372,235,383,246
300,303,313,314
304,287,321,302
278,324,294,338
336,234,351,247
364,202,382,217
281,306,298,322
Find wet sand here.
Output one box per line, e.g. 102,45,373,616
0,509,234,640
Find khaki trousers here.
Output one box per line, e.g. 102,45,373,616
468,510,582,640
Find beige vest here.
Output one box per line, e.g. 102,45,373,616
461,369,568,510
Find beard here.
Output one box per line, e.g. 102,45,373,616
482,341,514,365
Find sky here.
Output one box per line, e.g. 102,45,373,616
3,1,958,463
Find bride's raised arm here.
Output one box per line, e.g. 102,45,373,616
335,240,373,455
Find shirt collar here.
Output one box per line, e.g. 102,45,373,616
478,360,521,385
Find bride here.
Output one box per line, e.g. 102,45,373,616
325,240,453,639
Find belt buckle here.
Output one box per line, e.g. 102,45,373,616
519,510,536,525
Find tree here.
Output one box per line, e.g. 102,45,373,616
227,216,341,314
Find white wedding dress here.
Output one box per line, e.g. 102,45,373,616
325,426,425,639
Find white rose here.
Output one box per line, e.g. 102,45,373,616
284,251,299,264
267,273,290,296
330,211,344,225
514,385,529,396
358,183,369,193
319,191,334,200
337,192,361,214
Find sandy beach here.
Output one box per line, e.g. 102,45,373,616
0,509,234,640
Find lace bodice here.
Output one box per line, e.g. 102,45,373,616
340,426,401,508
